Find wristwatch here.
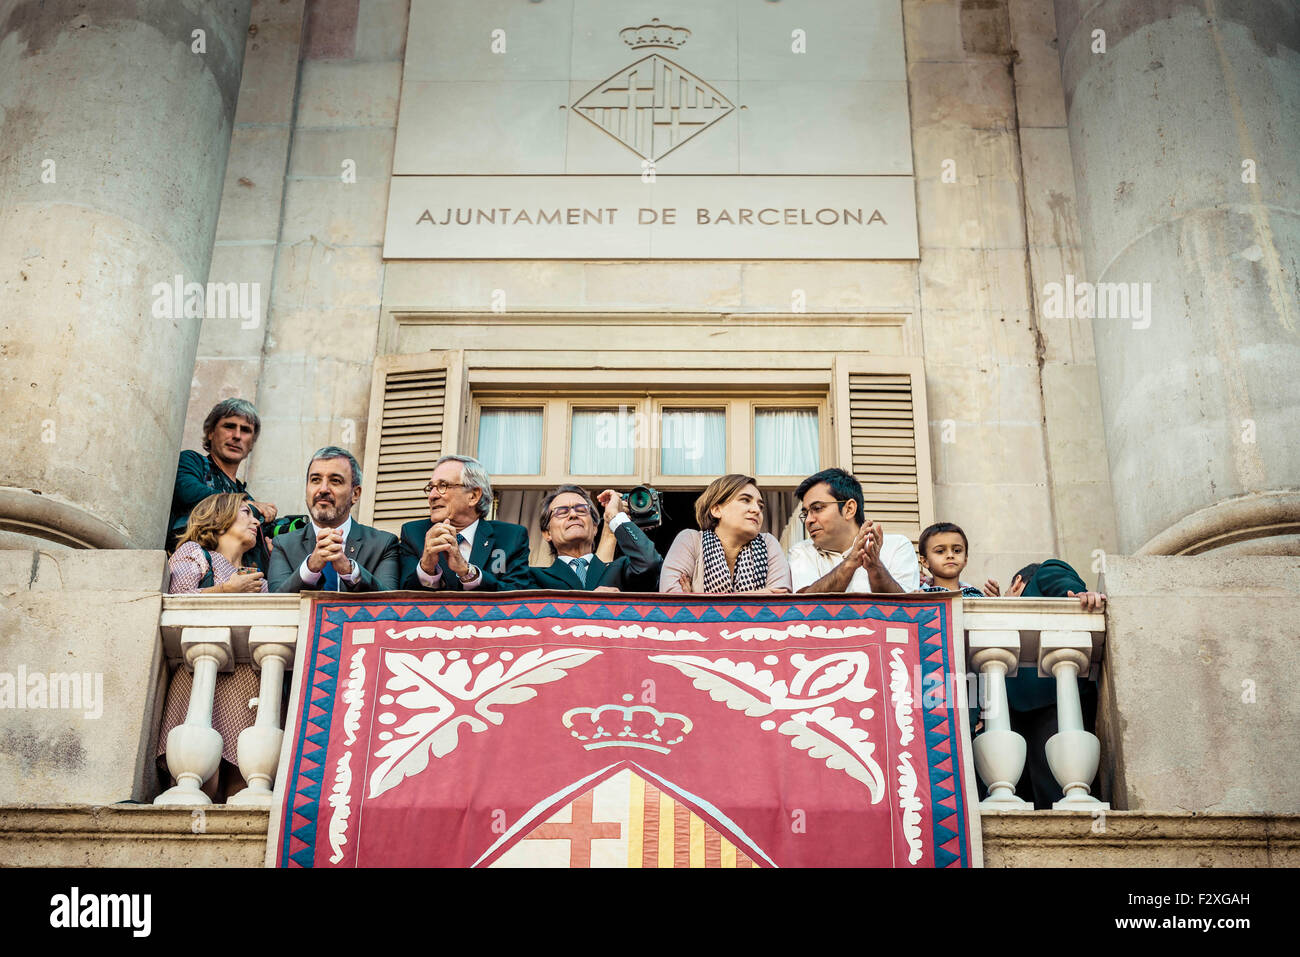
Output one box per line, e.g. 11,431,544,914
457,563,482,585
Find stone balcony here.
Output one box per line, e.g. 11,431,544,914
4,562,1299,866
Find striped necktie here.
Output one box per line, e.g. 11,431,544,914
571,557,588,587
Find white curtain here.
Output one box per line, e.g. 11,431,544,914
754,409,819,476
477,408,543,474
571,409,634,474
660,409,725,475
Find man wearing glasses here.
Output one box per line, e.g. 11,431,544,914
788,467,920,594
529,485,662,591
398,454,532,591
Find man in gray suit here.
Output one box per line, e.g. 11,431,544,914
268,446,400,592
529,485,662,591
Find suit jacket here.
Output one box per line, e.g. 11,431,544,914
529,519,663,591
398,518,533,592
268,520,400,593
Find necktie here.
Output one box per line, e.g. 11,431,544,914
571,557,588,587
323,562,339,591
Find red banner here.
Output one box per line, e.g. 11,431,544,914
268,592,981,867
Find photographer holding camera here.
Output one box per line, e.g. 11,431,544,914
530,485,663,592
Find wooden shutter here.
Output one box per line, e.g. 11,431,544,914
833,357,933,543
360,352,465,534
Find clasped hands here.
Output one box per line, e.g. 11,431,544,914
420,521,470,577
307,527,352,577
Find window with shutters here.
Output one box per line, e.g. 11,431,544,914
832,356,934,545
361,353,931,547
360,351,466,535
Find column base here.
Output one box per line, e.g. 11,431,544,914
1137,490,1300,557
0,486,134,549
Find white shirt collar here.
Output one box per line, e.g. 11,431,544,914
559,551,595,565
311,515,353,541
456,519,480,549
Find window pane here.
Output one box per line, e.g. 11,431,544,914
478,408,542,474
660,409,725,475
755,409,819,475
571,409,635,475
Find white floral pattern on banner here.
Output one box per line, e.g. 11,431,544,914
649,651,885,803
385,624,540,641
890,648,923,863
719,623,879,641
551,623,708,642
368,647,601,798
327,751,352,864
342,649,366,747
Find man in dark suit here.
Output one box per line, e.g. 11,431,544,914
268,447,400,592
398,454,532,591
529,485,662,591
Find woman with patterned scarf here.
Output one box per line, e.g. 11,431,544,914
659,474,792,593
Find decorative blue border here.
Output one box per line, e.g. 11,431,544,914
278,594,969,868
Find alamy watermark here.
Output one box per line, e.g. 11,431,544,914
0,667,103,719
151,274,260,329
594,405,707,462
50,887,150,937
1041,274,1152,330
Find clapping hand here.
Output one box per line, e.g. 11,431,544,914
854,520,884,571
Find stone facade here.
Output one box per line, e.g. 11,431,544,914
0,0,1297,864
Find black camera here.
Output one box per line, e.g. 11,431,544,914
623,485,663,530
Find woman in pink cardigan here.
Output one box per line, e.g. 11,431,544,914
659,474,792,594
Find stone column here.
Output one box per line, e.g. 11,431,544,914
1054,0,1300,554
0,0,253,548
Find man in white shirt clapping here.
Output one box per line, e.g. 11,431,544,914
787,468,921,594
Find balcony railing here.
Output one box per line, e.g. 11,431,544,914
153,594,1107,811
156,595,300,806
962,597,1108,810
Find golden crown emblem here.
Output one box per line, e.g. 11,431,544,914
619,18,690,50
562,694,693,754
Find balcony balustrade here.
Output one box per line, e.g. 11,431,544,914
155,595,300,806
152,593,1107,813
962,597,1107,810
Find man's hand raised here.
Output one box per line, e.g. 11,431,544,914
597,489,626,523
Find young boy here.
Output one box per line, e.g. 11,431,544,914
915,522,997,597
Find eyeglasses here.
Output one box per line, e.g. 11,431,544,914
423,481,467,497
550,504,592,520
799,499,848,523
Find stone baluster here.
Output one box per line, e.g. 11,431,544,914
229,626,298,806
967,630,1030,808
1040,631,1109,810
155,627,232,806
